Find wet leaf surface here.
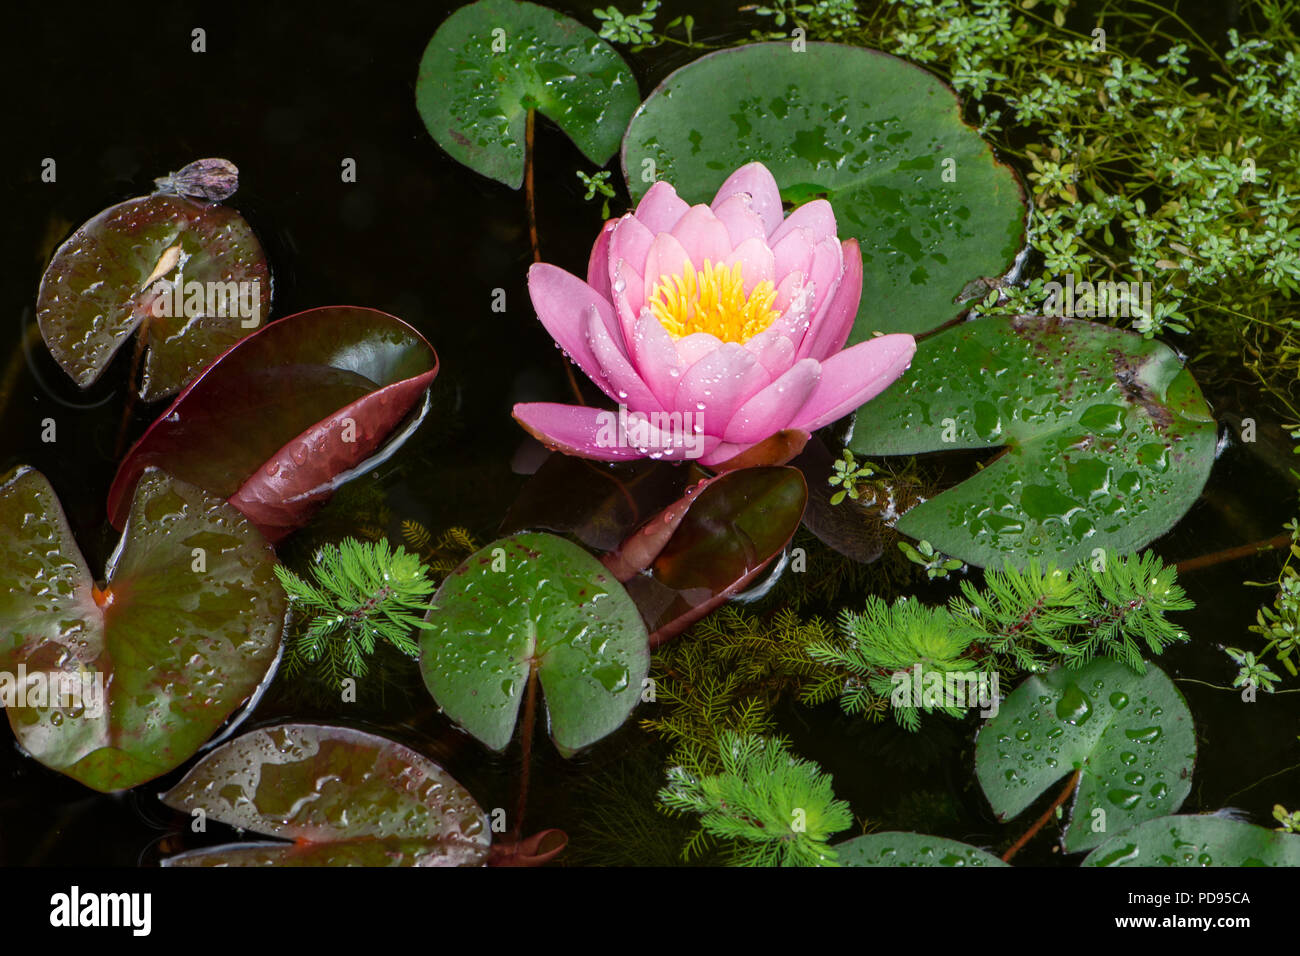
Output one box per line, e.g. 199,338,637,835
37,191,270,401
108,306,439,542
606,466,808,646
419,532,649,756
0,467,284,793
837,832,1008,867
850,316,1216,567
1082,815,1300,866
160,723,489,866
975,658,1195,854
622,42,1026,339
416,0,639,188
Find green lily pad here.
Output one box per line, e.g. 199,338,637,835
416,0,639,188
975,658,1195,854
0,467,284,793
419,532,649,756
621,42,1026,339
1082,815,1300,867
850,316,1216,568
837,832,1008,867
160,723,490,866
37,186,270,402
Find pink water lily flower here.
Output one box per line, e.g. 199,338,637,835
512,162,916,467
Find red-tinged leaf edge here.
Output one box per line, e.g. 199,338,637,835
107,306,439,541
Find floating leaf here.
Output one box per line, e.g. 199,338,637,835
603,466,808,646
419,532,648,756
37,186,270,401
416,0,639,188
850,316,1215,568
0,467,284,793
108,306,439,542
160,723,490,866
1082,815,1300,867
975,658,1195,854
500,453,693,551
621,42,1026,339
837,832,1008,867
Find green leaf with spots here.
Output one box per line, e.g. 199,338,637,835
419,532,649,756
837,832,1008,867
160,723,490,866
0,466,284,793
37,188,270,402
975,658,1195,854
416,0,639,188
850,316,1215,568
620,42,1026,338
1082,815,1300,867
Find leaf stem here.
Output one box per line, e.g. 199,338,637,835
525,108,540,264
512,661,540,850
1000,767,1080,863
113,323,149,460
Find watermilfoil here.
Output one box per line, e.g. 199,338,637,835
512,162,917,466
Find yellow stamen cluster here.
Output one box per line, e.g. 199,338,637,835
648,259,781,344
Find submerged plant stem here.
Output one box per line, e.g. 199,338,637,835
1175,533,1293,574
1001,768,1080,863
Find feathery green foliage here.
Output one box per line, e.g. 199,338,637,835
809,597,985,731
658,732,853,866
276,538,436,685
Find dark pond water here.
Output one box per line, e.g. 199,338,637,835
1,0,1296,865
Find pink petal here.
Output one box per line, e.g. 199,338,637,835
724,237,775,293
745,329,797,378
527,263,619,385
586,219,618,301
675,342,771,433
611,259,644,347
513,403,649,461
608,214,654,302
769,199,837,247
771,228,814,284
585,307,659,412
803,239,863,360
789,335,917,432
642,232,694,308
630,312,685,410
723,358,821,443
711,162,784,236
671,205,733,267
674,331,723,367
796,237,844,354
634,181,690,234
712,193,769,247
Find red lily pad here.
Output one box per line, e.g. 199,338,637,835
160,724,490,866
0,466,285,793
37,178,271,401
603,466,808,646
107,306,439,542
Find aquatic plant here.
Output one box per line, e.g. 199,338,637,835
276,538,436,683
658,732,853,865
511,161,916,466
